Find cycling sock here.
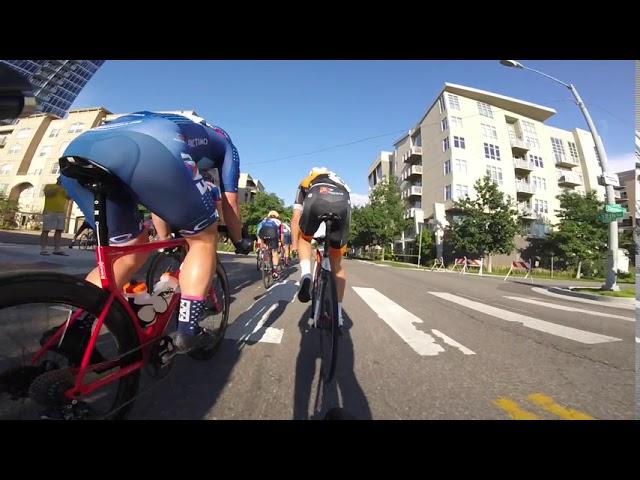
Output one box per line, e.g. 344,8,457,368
178,295,206,335
300,259,311,278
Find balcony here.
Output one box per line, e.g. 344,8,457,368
402,146,422,164
613,190,623,200
554,153,580,168
515,181,533,195
510,137,529,155
400,165,422,181
404,207,424,220
513,157,534,174
517,206,537,219
401,186,422,199
557,171,583,186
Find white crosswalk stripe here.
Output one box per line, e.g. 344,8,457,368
503,296,634,321
352,287,474,356
428,292,621,345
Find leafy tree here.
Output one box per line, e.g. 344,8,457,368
545,190,606,278
0,192,19,229
448,176,519,272
349,176,409,260
240,191,287,237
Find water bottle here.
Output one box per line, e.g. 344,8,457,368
123,275,177,327
147,272,180,322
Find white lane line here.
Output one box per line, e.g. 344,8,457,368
352,287,445,356
504,296,634,322
225,303,283,344
428,292,621,345
531,287,634,311
431,329,475,355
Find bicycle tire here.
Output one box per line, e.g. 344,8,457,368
0,271,142,420
316,269,339,383
262,249,274,289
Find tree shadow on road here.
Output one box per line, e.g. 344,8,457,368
293,310,371,420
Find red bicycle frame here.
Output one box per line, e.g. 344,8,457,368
34,235,189,400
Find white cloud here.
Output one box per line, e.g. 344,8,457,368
350,192,369,207
607,152,636,174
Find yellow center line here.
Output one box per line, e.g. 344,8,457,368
494,397,540,420
527,393,594,420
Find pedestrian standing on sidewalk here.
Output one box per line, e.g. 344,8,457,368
40,177,69,256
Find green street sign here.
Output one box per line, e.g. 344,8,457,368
597,212,624,223
605,204,625,214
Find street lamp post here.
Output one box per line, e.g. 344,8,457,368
499,60,619,291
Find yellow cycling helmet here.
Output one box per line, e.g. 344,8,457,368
309,166,330,176
267,210,280,219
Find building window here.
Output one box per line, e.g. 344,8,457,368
454,184,469,199
481,123,498,140
550,137,566,162
450,116,463,129
50,163,60,174
567,141,579,161
38,145,52,157
484,143,501,161
68,122,85,134
522,120,537,135
444,185,452,201
441,118,448,132
453,136,466,149
532,176,547,192
529,154,544,168
9,144,22,155
477,102,493,118
454,159,468,175
411,131,422,147
29,168,43,176
448,94,460,111
49,128,60,138
486,165,503,185
533,199,549,214
438,95,446,113
525,136,540,149
16,128,32,139
0,164,12,176
443,137,450,151
444,160,451,175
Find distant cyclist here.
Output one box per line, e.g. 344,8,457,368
256,210,284,276
281,221,292,266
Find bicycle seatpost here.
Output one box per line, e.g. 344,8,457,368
92,183,109,247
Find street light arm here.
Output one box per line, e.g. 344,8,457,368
519,65,571,89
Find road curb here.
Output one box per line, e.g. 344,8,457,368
548,286,635,305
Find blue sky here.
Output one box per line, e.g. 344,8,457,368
71,60,635,206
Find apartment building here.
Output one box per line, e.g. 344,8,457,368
372,83,609,253
367,151,393,190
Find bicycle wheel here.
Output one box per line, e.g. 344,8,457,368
262,250,274,289
0,272,142,420
315,270,339,383
145,250,230,360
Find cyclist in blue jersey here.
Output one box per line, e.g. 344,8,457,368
56,111,252,354
256,211,284,276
